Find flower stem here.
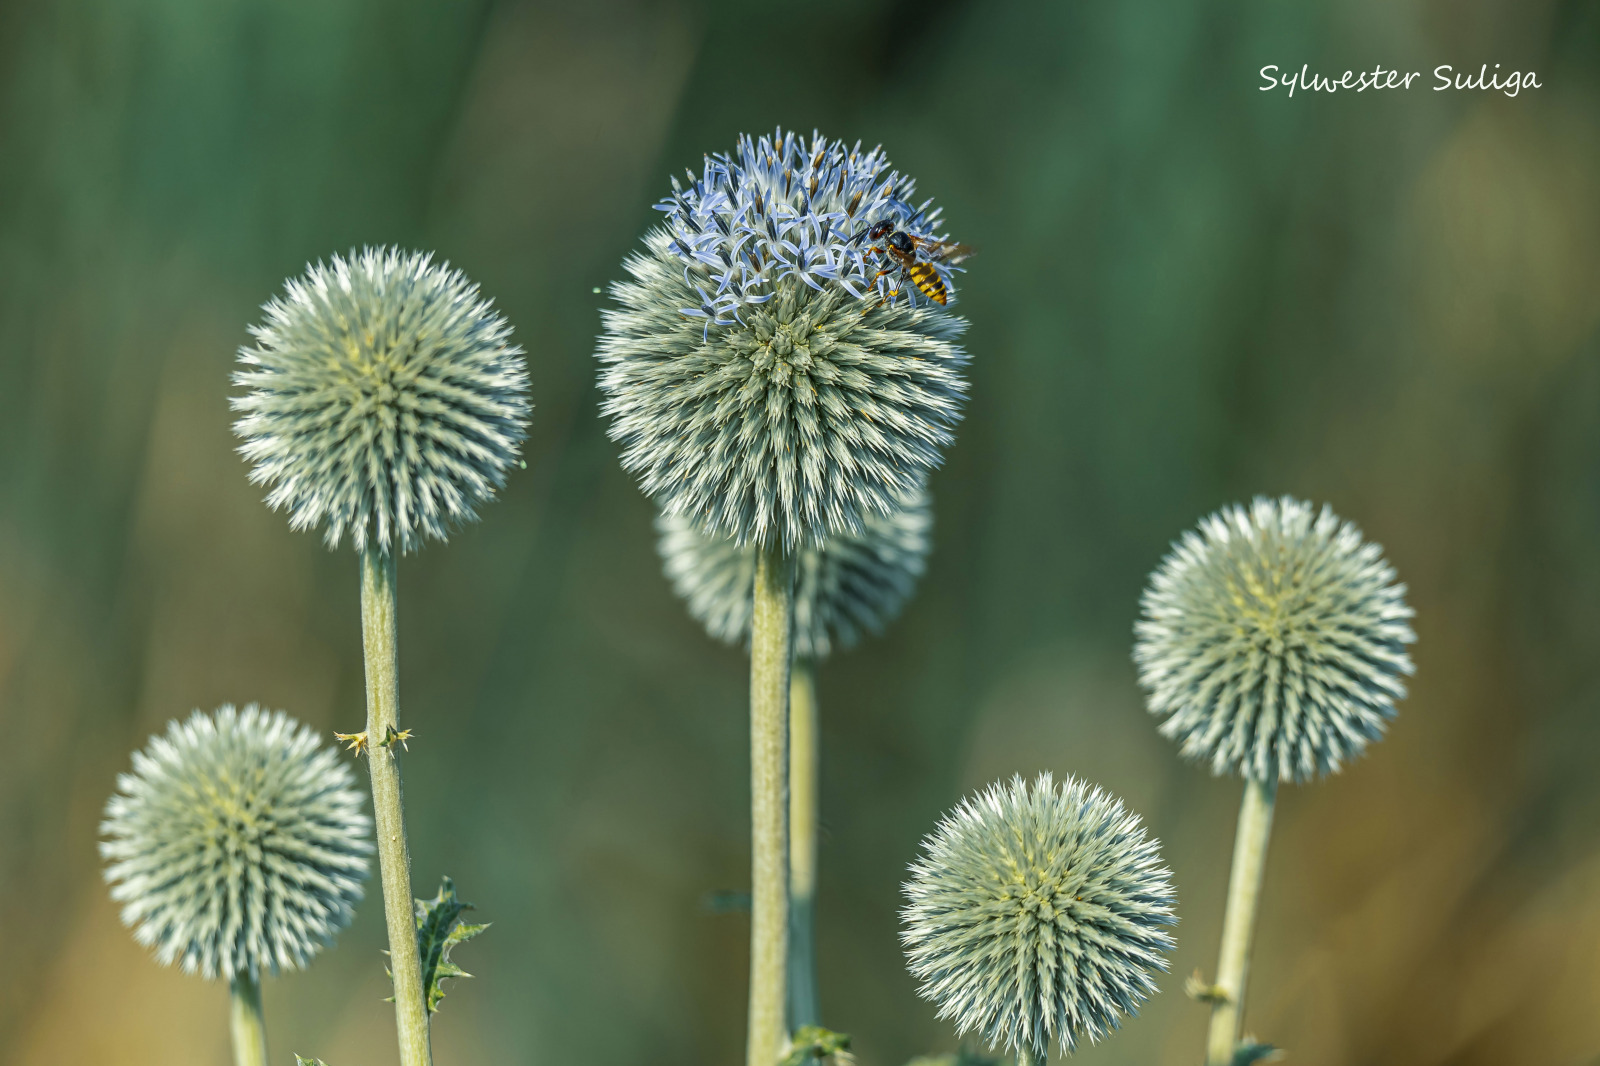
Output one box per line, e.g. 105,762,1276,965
748,547,793,1066
1205,774,1278,1066
228,973,268,1066
1015,1045,1044,1066
359,550,432,1066
787,657,820,1029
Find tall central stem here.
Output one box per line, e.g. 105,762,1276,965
748,547,793,1066
1205,774,1278,1066
787,658,820,1029
360,550,432,1066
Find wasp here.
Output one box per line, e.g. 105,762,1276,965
861,219,974,307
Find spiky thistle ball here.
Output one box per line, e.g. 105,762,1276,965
901,773,1176,1059
1134,496,1417,782
598,128,970,551
232,247,530,554
100,704,373,980
657,487,932,659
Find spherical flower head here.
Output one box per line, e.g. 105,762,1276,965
598,128,970,551
1134,496,1417,783
656,487,932,660
232,247,530,554
901,773,1177,1059
100,704,373,981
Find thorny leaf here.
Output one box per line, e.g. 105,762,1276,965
1233,1037,1283,1065
414,875,489,1013
295,1057,330,1065
782,1026,855,1066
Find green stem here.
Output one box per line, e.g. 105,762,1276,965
748,547,793,1066
1015,1044,1044,1066
360,550,432,1066
228,973,268,1066
1204,774,1279,1066
787,658,819,1029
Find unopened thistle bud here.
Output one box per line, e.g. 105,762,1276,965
656,488,932,659
1134,496,1417,782
598,128,969,551
100,705,372,980
901,774,1176,1059
232,247,530,554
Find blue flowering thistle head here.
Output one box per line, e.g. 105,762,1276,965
100,705,373,980
901,773,1177,1059
1134,496,1417,783
232,247,530,554
656,486,932,660
598,128,970,551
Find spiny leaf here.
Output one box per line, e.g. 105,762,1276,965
1233,1038,1283,1065
295,1056,330,1065
781,1026,854,1066
414,876,489,1013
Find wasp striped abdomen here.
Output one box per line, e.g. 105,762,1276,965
907,262,949,305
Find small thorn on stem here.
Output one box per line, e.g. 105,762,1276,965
380,726,414,752
335,731,370,757
1185,968,1230,1004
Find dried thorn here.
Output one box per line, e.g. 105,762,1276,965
334,731,369,757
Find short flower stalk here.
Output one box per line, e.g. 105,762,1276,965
786,657,820,1029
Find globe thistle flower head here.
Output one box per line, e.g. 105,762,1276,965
599,128,970,551
232,247,530,554
1134,496,1417,783
656,487,932,660
901,774,1176,1059
100,704,373,980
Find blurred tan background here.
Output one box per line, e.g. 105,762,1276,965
2,0,1598,1063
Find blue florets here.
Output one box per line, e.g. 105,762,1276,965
656,127,963,329
598,128,970,551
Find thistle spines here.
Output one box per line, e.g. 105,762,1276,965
1134,495,1416,782
232,246,531,554
901,773,1177,1059
99,704,373,981
598,129,970,551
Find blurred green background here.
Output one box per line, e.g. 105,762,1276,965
3,0,1598,1063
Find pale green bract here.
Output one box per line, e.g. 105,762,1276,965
232,247,530,554
901,774,1176,1059
1134,495,1416,782
100,705,372,980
